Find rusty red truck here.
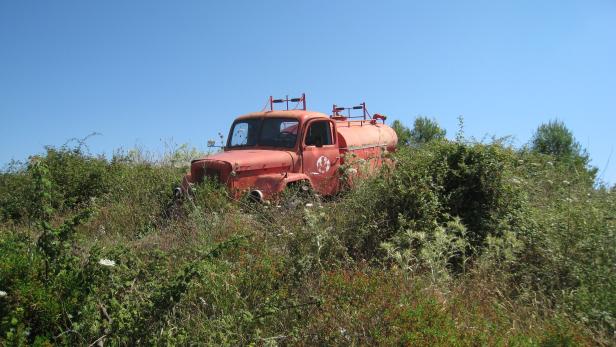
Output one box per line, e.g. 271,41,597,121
178,94,397,201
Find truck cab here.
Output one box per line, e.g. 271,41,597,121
179,95,397,201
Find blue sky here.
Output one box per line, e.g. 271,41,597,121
1,1,615,183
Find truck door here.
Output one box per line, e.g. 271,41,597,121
302,119,339,195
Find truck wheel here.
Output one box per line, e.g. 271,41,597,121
282,182,318,208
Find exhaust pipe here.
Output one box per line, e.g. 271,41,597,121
248,189,264,202
173,187,182,198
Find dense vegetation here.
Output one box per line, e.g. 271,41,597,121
0,120,614,346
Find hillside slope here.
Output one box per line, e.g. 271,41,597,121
0,139,614,345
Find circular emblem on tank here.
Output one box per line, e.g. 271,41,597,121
316,156,331,174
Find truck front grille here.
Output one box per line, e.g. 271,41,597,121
204,168,221,182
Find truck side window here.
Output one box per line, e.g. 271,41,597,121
305,121,332,147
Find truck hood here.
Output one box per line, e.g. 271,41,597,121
193,149,295,172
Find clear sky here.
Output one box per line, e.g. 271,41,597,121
1,1,615,183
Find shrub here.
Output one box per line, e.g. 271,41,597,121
0,133,611,343
337,140,530,261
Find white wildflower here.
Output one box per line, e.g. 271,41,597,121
98,258,116,267
347,168,358,174
547,161,554,166
305,203,314,207
0,290,7,298
511,178,521,184
563,180,570,185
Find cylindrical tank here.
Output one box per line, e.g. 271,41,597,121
335,120,398,153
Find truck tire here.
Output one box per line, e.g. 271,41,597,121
283,181,318,208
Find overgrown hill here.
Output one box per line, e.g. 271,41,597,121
1,124,614,345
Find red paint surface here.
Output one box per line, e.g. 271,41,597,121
181,109,397,200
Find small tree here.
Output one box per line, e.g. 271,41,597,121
391,117,446,147
391,120,412,146
531,120,591,162
410,117,446,146
531,120,580,157
531,119,596,179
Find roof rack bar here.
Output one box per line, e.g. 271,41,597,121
269,93,306,111
331,102,368,120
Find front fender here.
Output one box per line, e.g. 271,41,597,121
283,173,312,187
233,172,313,200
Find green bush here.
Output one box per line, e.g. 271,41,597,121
0,131,612,344
337,140,529,261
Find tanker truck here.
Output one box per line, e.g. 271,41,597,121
177,94,397,201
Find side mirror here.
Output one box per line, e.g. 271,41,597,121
207,139,225,149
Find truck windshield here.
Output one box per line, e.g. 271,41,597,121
228,118,299,149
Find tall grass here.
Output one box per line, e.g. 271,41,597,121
0,139,613,345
